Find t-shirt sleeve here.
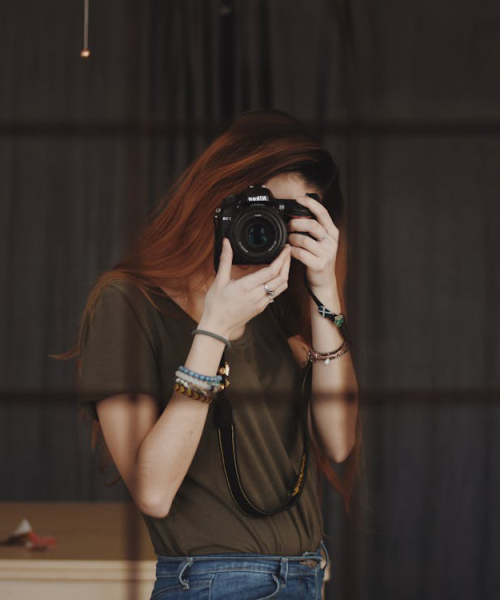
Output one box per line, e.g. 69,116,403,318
76,282,162,423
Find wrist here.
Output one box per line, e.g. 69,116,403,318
309,289,342,314
197,317,230,342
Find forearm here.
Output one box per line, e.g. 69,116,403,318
136,319,226,517
309,284,359,463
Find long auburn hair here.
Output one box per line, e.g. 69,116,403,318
52,108,364,517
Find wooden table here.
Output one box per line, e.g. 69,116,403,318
0,502,157,600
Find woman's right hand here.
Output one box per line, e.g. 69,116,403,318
200,238,291,340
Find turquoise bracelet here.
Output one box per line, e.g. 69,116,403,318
178,365,222,383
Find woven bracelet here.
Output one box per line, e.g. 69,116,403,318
174,380,216,404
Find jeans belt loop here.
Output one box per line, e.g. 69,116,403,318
178,557,194,590
278,556,288,587
320,540,330,573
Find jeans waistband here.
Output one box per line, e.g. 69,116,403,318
155,540,330,582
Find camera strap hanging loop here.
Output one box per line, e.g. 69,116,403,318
213,349,312,518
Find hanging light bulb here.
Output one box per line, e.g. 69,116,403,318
80,0,91,58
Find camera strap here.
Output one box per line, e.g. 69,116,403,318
302,271,350,343
213,349,313,518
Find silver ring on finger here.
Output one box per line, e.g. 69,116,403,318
319,230,329,240
264,283,275,297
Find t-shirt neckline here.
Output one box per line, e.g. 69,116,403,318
152,286,253,347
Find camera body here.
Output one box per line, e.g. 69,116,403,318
213,185,319,271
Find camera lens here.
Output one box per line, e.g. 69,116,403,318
232,206,287,262
247,221,271,249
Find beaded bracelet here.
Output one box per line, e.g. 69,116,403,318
307,339,351,365
178,365,223,384
177,363,231,388
174,376,215,398
175,370,222,392
173,362,231,405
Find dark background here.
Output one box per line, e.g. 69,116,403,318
1,1,499,599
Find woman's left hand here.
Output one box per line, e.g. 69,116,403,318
287,195,340,294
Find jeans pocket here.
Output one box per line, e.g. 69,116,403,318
211,569,282,600
150,573,213,599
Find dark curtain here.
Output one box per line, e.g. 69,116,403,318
1,1,498,599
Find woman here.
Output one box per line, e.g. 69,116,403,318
63,109,361,599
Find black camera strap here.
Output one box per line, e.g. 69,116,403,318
213,349,313,518
302,271,351,344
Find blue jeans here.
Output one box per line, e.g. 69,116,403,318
150,540,330,599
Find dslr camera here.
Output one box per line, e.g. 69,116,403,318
213,184,319,271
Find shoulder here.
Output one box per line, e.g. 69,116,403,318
89,279,161,347
95,280,158,317
98,279,146,304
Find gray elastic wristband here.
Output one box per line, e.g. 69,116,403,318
191,328,232,348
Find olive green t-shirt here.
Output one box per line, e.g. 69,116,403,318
77,279,323,556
